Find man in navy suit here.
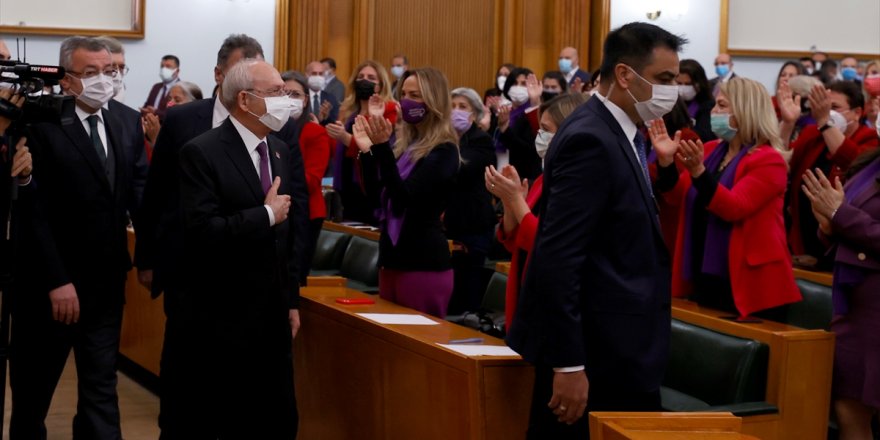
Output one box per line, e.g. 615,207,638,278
10,36,148,439
558,47,591,90
507,22,687,439
133,34,309,438
304,60,340,125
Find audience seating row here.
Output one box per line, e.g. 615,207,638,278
310,228,380,293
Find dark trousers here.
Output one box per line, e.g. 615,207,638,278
527,366,662,440
9,279,125,440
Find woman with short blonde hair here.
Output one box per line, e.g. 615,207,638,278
653,76,801,318
351,67,461,317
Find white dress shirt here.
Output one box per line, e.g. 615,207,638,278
153,77,180,108
563,66,580,85
212,96,230,128
75,105,108,157
229,115,276,226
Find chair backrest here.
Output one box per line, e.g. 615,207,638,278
311,229,353,271
664,319,768,406
480,272,507,312
339,236,380,287
785,279,833,330
323,188,344,222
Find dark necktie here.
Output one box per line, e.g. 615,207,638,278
633,131,653,198
87,115,107,167
312,93,321,117
257,141,271,194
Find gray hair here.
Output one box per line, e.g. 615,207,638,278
216,34,263,70
59,36,110,70
450,87,484,122
95,36,124,55
172,81,204,102
221,58,261,109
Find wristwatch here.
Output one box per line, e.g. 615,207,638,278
818,119,835,133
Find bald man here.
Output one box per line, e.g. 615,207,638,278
304,60,339,125
558,47,591,90
709,53,736,96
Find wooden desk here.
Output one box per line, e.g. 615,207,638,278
495,261,510,275
295,286,533,439
792,268,833,287
672,299,834,440
120,230,165,376
589,412,753,440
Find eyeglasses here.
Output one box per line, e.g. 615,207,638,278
115,65,130,76
67,68,119,79
248,88,302,99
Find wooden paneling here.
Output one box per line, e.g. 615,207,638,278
276,0,609,92
589,412,750,440
120,230,166,376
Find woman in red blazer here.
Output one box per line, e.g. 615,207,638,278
653,77,801,318
484,93,585,329
283,71,334,278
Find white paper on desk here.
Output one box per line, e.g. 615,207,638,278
437,344,520,357
356,313,439,325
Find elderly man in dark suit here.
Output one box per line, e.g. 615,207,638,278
174,58,300,439
507,22,686,439
133,33,309,438
9,36,148,440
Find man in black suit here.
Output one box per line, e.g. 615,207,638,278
174,58,299,438
142,54,180,119
133,33,309,437
507,22,686,439
9,36,148,440
321,57,346,103
304,60,340,125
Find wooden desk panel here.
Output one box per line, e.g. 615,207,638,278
792,268,833,287
120,230,165,376
589,412,750,440
295,287,533,440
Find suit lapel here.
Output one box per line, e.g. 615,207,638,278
591,99,662,236
61,107,112,194
220,120,264,201
268,137,286,193
102,107,126,198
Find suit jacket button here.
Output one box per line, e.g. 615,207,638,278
857,252,866,261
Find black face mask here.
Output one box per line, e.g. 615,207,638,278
355,79,376,100
541,90,561,103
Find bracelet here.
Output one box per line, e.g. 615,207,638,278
829,207,839,219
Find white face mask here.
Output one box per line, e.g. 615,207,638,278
497,75,507,90
625,66,679,123
508,85,529,105
829,109,852,132
160,66,176,83
290,98,305,120
248,94,295,132
534,129,554,159
391,66,405,79
71,73,114,109
875,113,880,138
112,72,126,102
678,85,697,102
307,75,326,92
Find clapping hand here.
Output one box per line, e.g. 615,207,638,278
526,73,542,106
677,139,706,177
646,119,681,167
571,77,584,95
318,100,332,122
496,104,511,132
776,81,802,124
143,113,161,144
802,168,844,220
326,121,347,141
484,165,527,204
808,84,832,126
368,94,385,118
353,114,393,153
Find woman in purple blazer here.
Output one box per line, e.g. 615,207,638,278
802,142,880,440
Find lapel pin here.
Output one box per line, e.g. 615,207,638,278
275,151,281,159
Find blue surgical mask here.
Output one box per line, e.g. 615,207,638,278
715,64,730,78
841,67,858,81
558,58,573,74
710,113,738,141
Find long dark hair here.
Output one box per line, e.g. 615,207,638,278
678,59,712,103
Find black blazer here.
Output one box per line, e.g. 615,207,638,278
506,96,671,396
135,97,310,296
444,124,496,237
360,141,459,271
500,114,542,182
20,100,148,302
178,119,299,320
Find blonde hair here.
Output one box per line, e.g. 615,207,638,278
341,60,394,120
393,67,460,162
719,77,787,158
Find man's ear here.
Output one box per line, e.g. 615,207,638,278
615,64,632,91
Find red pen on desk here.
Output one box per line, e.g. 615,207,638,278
335,298,375,305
